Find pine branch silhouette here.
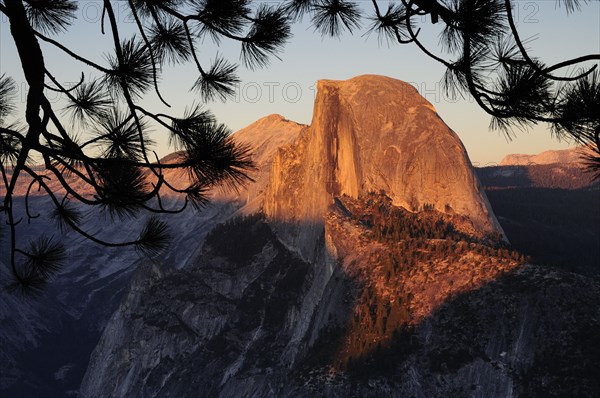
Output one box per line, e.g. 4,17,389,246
1,0,598,294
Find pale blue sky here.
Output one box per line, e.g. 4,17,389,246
1,0,599,165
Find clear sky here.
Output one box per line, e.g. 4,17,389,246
1,0,599,165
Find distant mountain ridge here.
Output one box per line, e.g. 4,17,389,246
499,146,592,166
478,146,597,191
476,146,599,274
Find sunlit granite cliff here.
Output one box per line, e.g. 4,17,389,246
264,75,503,260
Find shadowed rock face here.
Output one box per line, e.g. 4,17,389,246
77,202,599,398
0,118,306,397
265,75,503,259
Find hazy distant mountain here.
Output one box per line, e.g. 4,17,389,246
478,146,597,191
72,76,599,398
498,146,591,166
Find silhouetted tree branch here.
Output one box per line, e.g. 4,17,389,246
1,0,288,293
291,0,600,175
1,0,598,293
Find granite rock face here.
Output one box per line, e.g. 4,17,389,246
265,76,502,260
72,75,599,397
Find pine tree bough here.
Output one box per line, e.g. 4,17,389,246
0,0,598,293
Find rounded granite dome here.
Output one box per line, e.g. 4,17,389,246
264,75,503,257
